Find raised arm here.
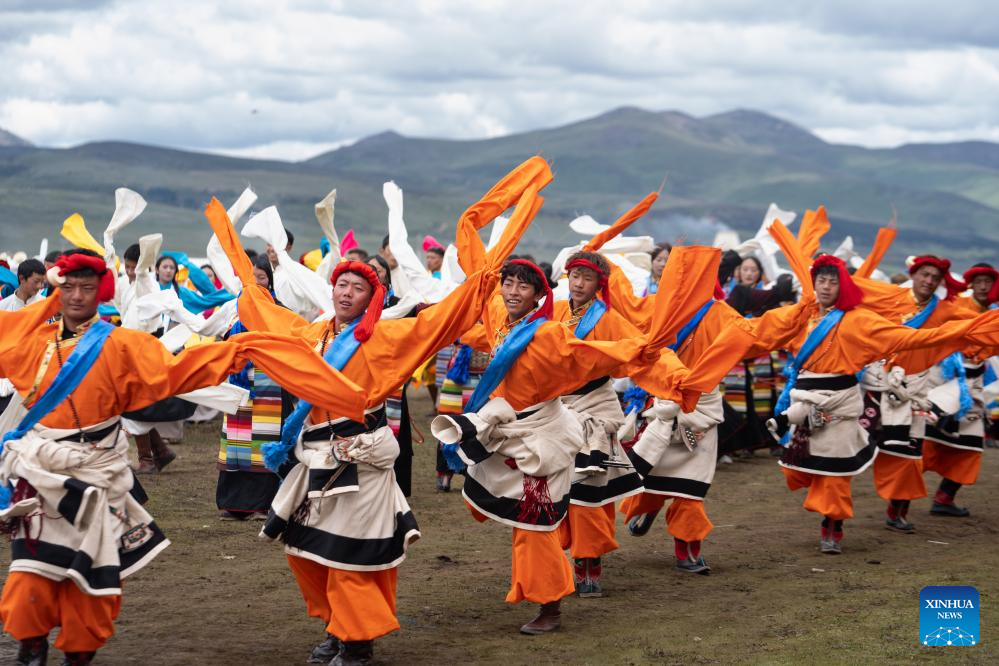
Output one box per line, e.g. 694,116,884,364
203,197,312,335
848,308,999,366
119,330,366,421
0,294,61,375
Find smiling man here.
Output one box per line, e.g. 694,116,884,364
0,249,365,666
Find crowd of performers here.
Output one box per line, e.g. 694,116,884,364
0,158,997,665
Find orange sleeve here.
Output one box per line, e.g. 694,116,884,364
202,196,318,338
236,284,318,338
817,308,999,373
854,226,896,279
455,157,553,275
796,206,830,259
357,271,499,404
117,331,366,421
0,294,61,378
608,262,654,332
643,246,721,354
459,322,492,353
582,192,659,252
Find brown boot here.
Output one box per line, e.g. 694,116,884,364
519,600,561,635
133,435,158,475
149,429,177,471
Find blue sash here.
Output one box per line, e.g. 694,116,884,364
262,319,362,471
775,309,844,415
441,315,547,472
669,300,714,352
574,299,606,340
1,319,114,508
905,295,938,330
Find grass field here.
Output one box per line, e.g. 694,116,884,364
1,391,996,665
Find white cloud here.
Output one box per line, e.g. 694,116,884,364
1,0,997,158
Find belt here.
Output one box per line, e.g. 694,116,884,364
302,407,387,441
566,375,611,397
964,365,985,379
796,375,858,391
57,420,121,444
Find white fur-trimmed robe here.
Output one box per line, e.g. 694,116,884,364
432,397,583,531
627,388,724,500
261,409,420,571
562,378,643,506
778,372,876,476
0,418,168,596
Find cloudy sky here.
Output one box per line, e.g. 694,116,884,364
2,0,997,160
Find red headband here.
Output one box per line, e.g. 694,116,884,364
565,258,612,310
910,255,964,301
508,259,553,322
810,254,863,311
50,253,115,303
331,261,386,342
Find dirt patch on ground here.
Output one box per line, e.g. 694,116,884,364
2,390,996,664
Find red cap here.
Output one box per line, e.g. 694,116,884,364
909,255,964,301
810,254,863,311
50,253,115,303
331,261,385,342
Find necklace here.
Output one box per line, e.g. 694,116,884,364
562,300,592,329
494,308,535,348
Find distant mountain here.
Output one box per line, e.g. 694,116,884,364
1,108,996,270
0,128,31,147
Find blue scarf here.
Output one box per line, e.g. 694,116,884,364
669,301,714,352
442,315,547,472
775,309,844,416
262,319,363,471
939,352,973,419
0,319,114,508
574,299,607,340
906,295,938,330
622,385,649,415
445,344,473,385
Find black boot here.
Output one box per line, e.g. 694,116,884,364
61,652,96,666
16,636,48,666
330,640,373,665
308,633,339,663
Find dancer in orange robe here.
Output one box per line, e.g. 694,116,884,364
0,250,365,666
206,157,550,664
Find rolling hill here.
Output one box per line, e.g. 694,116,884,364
0,108,996,270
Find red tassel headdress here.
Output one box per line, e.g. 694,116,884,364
48,253,115,303
810,254,863,311
331,261,386,342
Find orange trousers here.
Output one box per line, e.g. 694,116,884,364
558,503,619,558
286,555,399,642
782,468,853,520
507,527,575,604
465,501,574,604
923,440,982,486
873,454,927,501
0,572,121,652
618,493,714,542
